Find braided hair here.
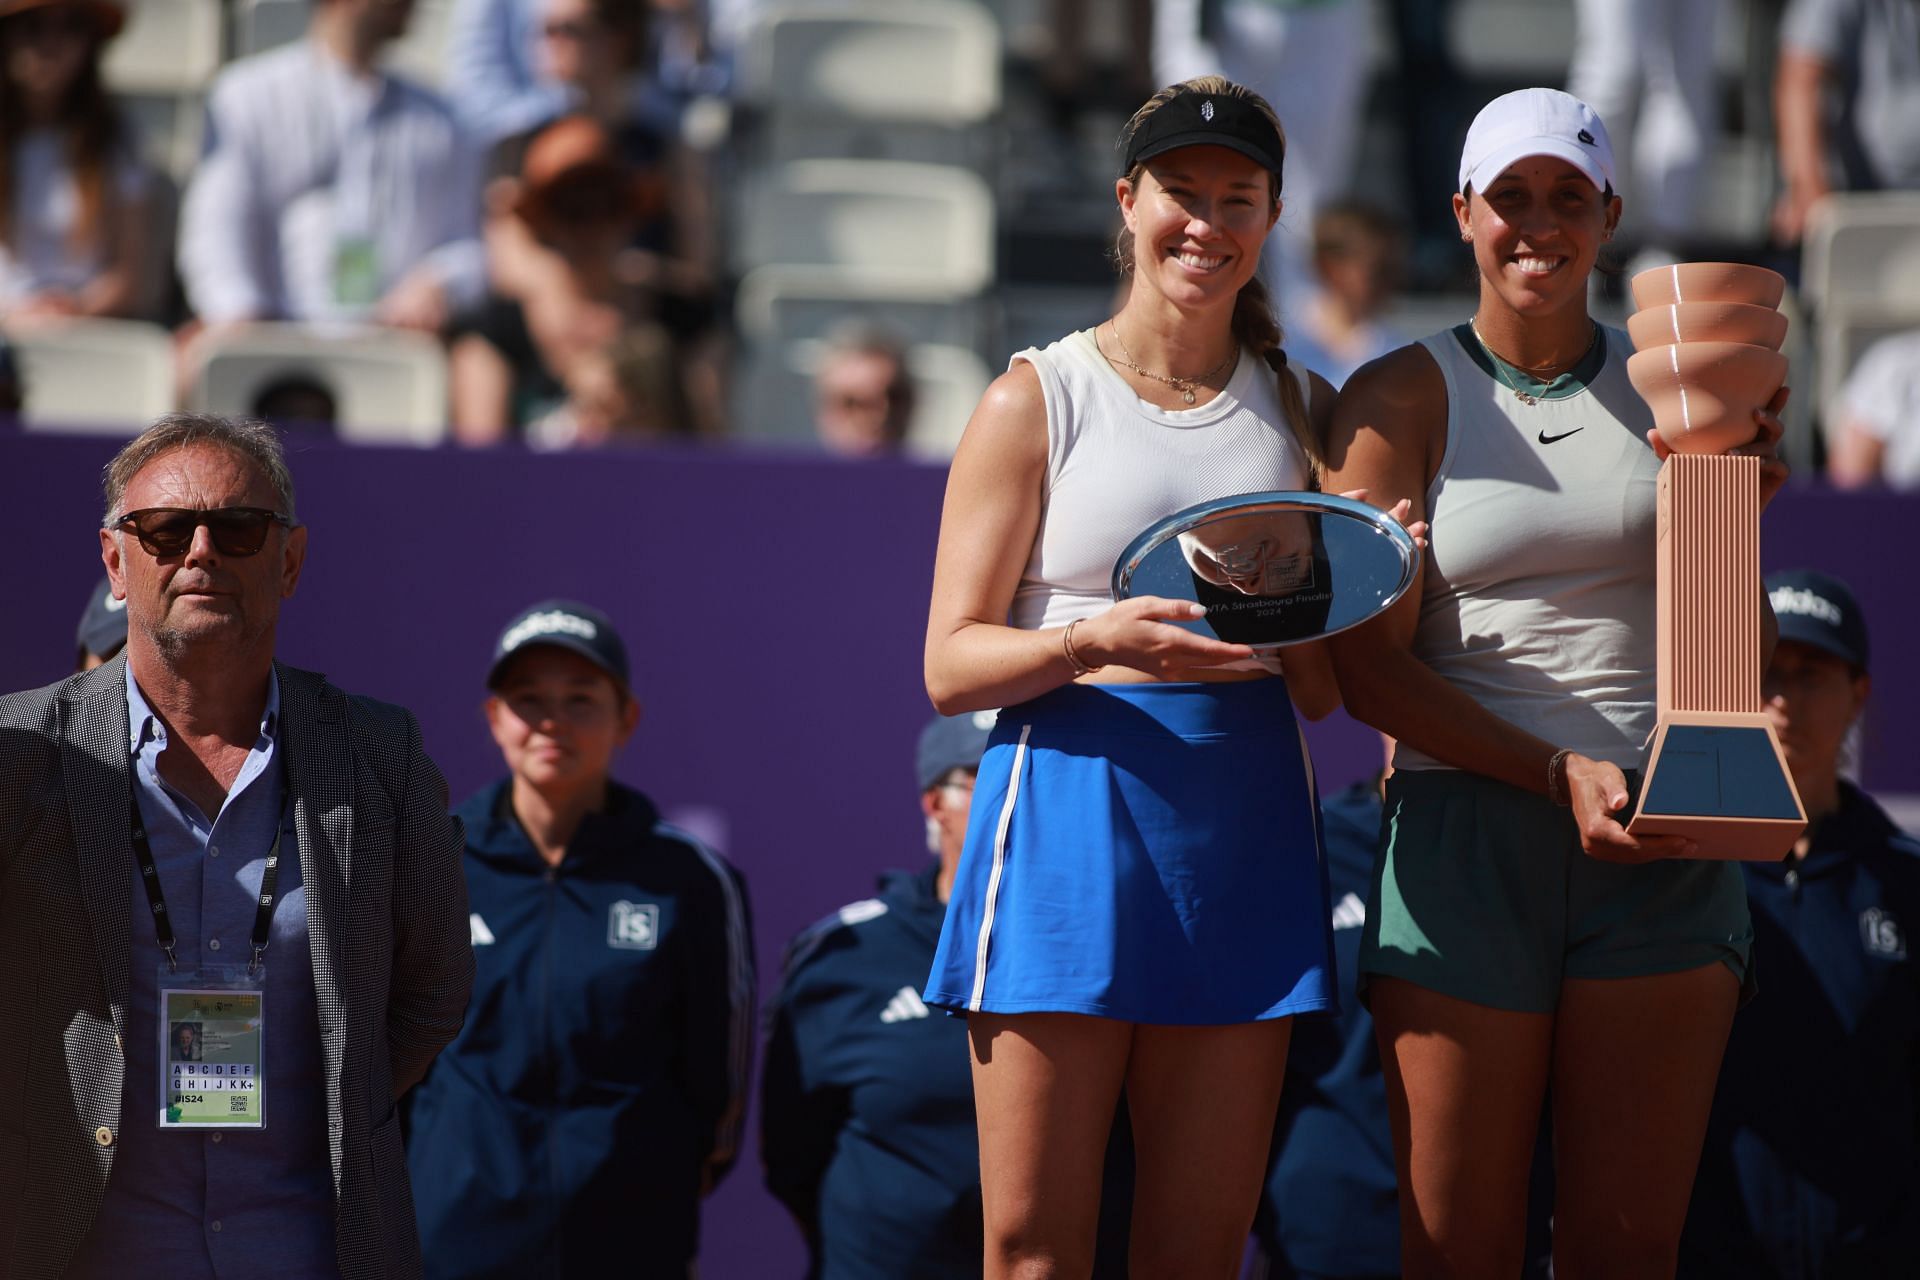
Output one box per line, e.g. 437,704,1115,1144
1113,76,1323,487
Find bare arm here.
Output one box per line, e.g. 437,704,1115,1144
924,365,1256,714
76,180,149,318
1772,49,1833,245
1827,416,1887,487
1324,347,1691,861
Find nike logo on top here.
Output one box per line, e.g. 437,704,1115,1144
469,913,495,946
1538,427,1585,445
880,986,930,1023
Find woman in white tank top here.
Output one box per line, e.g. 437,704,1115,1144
922,78,1424,1276
1324,89,1791,1275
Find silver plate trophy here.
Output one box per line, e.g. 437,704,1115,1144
1111,492,1421,651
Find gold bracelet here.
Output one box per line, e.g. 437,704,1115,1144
1062,618,1103,676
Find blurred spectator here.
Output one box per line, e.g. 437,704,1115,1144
1567,0,1720,259
1773,0,1920,245
0,0,150,323
447,0,715,148
72,572,124,669
524,321,694,448
405,600,755,1279
1284,202,1409,390
451,114,706,442
177,0,484,335
1826,328,1920,488
1383,0,1468,285
1682,570,1920,1275
250,373,340,433
1151,0,1369,314
812,322,915,459
761,711,1134,1277
0,328,20,412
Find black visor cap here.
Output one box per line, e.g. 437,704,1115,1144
1121,90,1285,179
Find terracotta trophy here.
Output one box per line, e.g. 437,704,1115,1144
1623,263,1806,859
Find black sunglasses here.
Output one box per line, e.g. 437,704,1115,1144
113,507,292,558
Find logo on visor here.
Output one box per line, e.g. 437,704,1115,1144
1577,129,1596,145
1200,100,1215,122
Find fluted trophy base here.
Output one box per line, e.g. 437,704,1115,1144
1627,710,1805,860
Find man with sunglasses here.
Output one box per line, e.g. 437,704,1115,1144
0,413,473,1280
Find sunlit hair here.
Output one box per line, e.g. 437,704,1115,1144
0,5,127,255
1112,76,1322,484
102,413,298,526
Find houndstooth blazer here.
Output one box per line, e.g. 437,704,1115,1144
0,655,473,1280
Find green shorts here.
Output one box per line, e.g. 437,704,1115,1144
1357,769,1754,1014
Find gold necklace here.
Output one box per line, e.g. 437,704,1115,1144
1104,323,1237,405
1470,320,1598,408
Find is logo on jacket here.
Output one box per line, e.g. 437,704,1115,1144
609,900,661,950
1861,907,1907,960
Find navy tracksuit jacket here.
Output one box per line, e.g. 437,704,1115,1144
404,780,755,1280
761,863,1134,1279
1682,782,1920,1278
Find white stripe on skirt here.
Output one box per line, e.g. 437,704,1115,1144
969,723,1031,1011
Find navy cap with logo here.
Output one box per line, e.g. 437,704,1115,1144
916,710,998,792
75,575,128,663
1121,88,1285,179
1766,569,1870,672
486,599,630,691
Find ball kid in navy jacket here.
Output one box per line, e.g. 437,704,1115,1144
407,779,754,1278
403,600,755,1279
1683,782,1920,1277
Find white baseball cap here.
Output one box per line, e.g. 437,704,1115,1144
1458,88,1616,197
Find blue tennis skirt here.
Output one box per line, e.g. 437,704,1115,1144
924,679,1336,1025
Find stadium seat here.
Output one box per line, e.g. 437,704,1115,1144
10,319,176,435
1815,301,1920,432
101,0,224,94
734,160,994,290
736,1,1001,124
1801,192,1920,313
189,324,451,446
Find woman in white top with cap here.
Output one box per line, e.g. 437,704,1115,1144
1324,88,1789,1276
922,76,1421,1277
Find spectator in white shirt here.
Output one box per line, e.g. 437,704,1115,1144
177,0,484,336
0,0,151,323
1826,329,1920,489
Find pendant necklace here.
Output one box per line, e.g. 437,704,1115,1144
1104,322,1237,405
1470,320,1597,408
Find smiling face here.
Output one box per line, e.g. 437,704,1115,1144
1118,145,1279,311
485,647,637,798
100,444,306,665
1454,156,1620,319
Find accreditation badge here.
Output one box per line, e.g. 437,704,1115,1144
158,968,266,1129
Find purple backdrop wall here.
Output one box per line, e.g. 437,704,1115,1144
3,431,1915,1276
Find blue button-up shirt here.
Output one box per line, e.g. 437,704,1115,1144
67,668,338,1279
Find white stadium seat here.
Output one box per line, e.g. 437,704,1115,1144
190,324,450,446
734,159,994,290
101,0,224,93
736,0,1001,124
10,319,176,434
1801,192,1920,313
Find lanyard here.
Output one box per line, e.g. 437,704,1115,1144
128,760,285,976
